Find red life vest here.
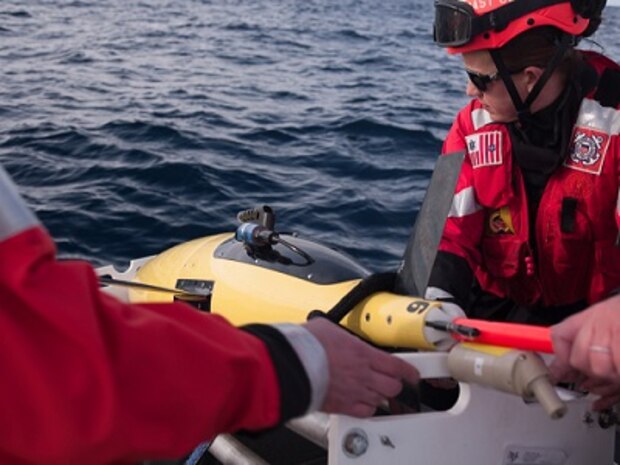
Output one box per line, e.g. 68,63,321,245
439,52,620,307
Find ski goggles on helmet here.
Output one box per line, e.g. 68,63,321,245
433,0,479,48
433,0,569,49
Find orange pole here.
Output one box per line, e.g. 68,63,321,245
452,318,554,353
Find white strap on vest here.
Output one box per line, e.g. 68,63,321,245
0,165,39,241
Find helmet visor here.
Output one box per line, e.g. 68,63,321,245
433,0,475,48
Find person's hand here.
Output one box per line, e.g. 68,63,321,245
550,295,620,385
303,318,420,418
550,294,620,411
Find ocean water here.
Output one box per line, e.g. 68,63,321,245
1,0,619,272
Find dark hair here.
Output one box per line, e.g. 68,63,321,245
499,26,579,77
581,13,603,38
574,0,606,37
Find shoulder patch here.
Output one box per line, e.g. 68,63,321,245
563,126,610,175
465,131,503,169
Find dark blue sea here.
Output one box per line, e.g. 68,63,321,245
1,0,619,271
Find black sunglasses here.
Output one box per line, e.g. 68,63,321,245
465,69,501,92
465,68,524,92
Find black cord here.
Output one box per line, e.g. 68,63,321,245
276,236,315,266
309,272,397,323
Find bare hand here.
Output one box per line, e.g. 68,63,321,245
550,295,620,385
303,318,419,417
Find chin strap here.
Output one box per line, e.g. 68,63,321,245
490,33,576,128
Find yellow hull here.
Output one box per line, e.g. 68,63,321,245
130,233,448,351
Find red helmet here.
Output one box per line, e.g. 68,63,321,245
434,0,590,54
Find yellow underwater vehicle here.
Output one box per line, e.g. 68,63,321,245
99,156,617,464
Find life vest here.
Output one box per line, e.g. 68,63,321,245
439,51,620,307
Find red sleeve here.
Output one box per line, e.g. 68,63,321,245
0,226,282,464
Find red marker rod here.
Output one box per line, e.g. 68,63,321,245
452,317,554,353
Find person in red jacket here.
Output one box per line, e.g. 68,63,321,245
0,164,419,465
427,0,620,326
